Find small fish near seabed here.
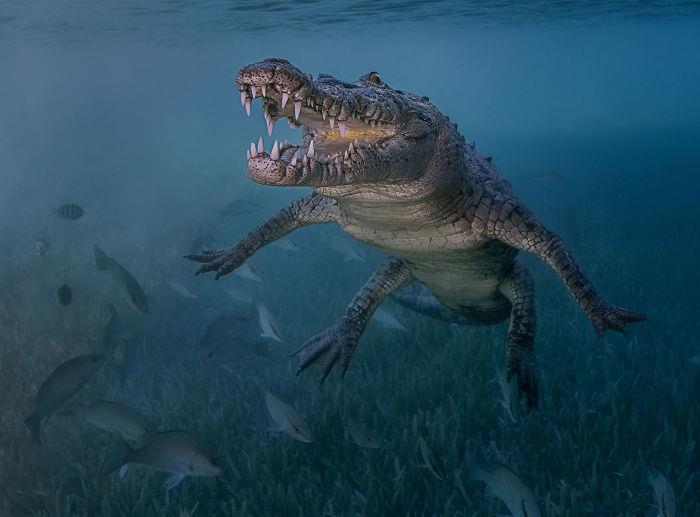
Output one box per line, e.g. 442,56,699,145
234,262,263,282
93,245,149,314
50,204,84,220
347,416,381,449
198,312,264,364
257,303,283,342
264,390,313,443
165,274,198,299
101,431,223,490
24,353,105,445
417,435,447,480
647,468,677,517
329,236,366,262
219,199,262,218
372,306,408,331
62,399,156,445
57,285,72,306
467,458,542,517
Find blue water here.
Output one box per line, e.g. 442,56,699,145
1,3,699,516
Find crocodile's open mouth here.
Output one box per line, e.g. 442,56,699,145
236,60,399,186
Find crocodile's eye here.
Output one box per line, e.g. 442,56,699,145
367,72,384,86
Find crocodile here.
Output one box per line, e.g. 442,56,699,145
187,58,646,409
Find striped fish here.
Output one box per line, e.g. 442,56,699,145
51,204,84,220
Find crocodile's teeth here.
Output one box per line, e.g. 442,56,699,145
322,109,327,121
240,91,246,107
339,120,347,137
281,92,289,109
267,118,274,136
251,86,256,99
257,137,264,154
307,139,315,158
270,140,279,161
261,85,266,97
245,98,251,116
291,153,298,166
344,150,349,159
329,117,335,130
246,149,251,160
294,101,302,120
250,142,257,158
348,142,354,153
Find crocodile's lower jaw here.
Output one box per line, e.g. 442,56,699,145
238,81,396,186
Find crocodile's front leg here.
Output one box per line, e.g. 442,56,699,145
186,193,339,279
484,199,647,335
293,256,415,382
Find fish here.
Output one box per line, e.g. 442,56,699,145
63,399,156,445
50,204,84,220
330,236,366,262
264,390,313,443
417,435,446,480
34,239,49,256
199,313,259,362
101,431,223,490
93,245,149,314
224,287,253,305
372,306,408,331
690,353,700,367
219,199,262,218
270,238,300,252
347,417,381,449
234,262,263,282
647,468,677,517
496,368,520,423
467,459,541,517
257,303,283,342
57,285,72,306
24,353,105,445
165,274,198,299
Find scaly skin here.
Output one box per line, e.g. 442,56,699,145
187,58,647,409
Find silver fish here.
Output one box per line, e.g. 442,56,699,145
234,262,263,282
101,431,222,490
25,353,105,445
165,274,198,299
264,390,313,442
330,236,366,262
496,368,520,423
67,399,155,444
93,245,148,314
418,435,446,480
468,459,541,517
347,417,381,449
372,306,408,331
51,203,84,220
257,303,283,342
648,468,676,517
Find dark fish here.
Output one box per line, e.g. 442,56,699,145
219,199,262,218
51,204,84,220
93,245,148,314
24,353,105,445
199,313,263,363
57,285,72,306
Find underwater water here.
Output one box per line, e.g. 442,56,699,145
1,1,700,515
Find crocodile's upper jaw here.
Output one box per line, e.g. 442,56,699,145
236,59,440,188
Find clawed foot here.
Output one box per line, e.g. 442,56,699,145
291,319,361,382
184,246,245,280
506,346,540,411
588,300,648,336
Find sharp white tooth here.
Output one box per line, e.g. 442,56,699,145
245,98,251,116
267,118,274,136
354,139,359,146
294,101,302,120
246,149,251,160
344,151,348,159
271,141,279,160
257,137,264,154
240,91,246,106
284,140,288,147
251,86,256,99
261,85,267,97
250,142,257,158
306,139,315,158
322,110,327,120
281,92,289,109
339,120,346,137
291,153,298,166
349,142,354,153
329,117,335,129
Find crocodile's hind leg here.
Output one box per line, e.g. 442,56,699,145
498,261,539,410
390,285,473,326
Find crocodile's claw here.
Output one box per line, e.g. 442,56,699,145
589,301,648,337
184,246,245,279
291,319,361,382
506,347,540,411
